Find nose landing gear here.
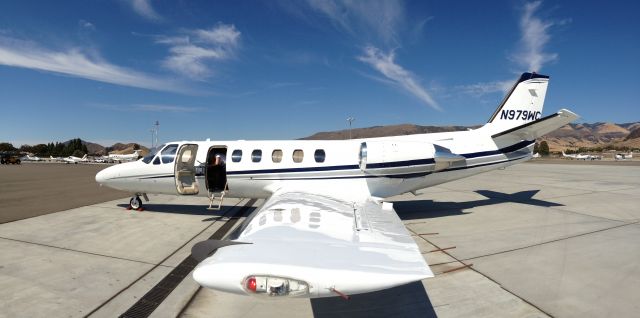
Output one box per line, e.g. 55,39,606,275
128,193,148,211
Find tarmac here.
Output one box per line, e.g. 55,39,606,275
0,161,638,317
0,163,128,223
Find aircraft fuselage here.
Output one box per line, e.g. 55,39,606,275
95,129,533,201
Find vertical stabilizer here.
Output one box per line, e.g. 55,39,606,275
485,73,549,134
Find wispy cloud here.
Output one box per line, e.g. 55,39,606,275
457,1,563,98
0,36,188,93
231,82,301,98
456,80,513,97
513,1,558,72
294,100,320,107
78,20,95,31
357,46,440,110
297,0,404,44
89,102,204,113
133,104,203,112
130,0,162,22
279,1,438,109
156,24,241,80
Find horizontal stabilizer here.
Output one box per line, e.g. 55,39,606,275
434,144,465,171
491,109,579,144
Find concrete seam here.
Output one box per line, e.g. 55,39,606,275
462,221,638,261
120,198,258,318
0,196,133,225
175,199,261,317
84,198,246,317
0,236,170,268
409,227,555,317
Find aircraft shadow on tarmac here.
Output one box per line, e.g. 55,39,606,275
393,189,564,221
311,281,437,318
115,203,229,217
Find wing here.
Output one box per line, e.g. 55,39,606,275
192,191,432,298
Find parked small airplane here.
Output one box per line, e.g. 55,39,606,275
562,151,599,160
62,154,88,164
96,72,578,299
615,152,633,160
21,154,43,161
108,150,141,162
50,156,65,162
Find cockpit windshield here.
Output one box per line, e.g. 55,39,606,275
142,144,165,164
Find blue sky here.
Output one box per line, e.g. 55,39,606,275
1,0,638,147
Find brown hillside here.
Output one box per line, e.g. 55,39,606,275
107,143,150,156
625,127,640,141
301,121,640,152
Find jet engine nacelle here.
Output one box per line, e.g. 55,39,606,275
358,141,465,175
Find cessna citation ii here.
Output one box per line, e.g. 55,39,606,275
96,73,578,299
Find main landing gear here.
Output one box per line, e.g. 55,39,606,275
128,193,148,211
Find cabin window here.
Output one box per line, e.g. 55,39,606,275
314,149,326,163
272,149,283,163
292,149,304,163
153,156,161,165
231,149,242,162
251,149,262,162
161,144,178,164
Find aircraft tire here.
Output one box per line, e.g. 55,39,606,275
130,196,142,210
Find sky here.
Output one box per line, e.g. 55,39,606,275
0,0,638,147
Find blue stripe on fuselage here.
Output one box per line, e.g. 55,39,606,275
227,140,533,176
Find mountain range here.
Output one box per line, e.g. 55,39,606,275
51,121,640,155
303,122,640,152
70,140,149,156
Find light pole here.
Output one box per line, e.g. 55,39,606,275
347,116,355,140
150,121,159,149
154,121,159,148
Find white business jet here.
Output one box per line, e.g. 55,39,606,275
96,73,578,299
63,154,88,164
108,150,141,162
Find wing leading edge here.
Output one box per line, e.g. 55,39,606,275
193,191,432,298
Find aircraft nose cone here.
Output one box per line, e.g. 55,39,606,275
95,167,113,185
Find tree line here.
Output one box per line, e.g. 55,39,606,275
0,138,88,157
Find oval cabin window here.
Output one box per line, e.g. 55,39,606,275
292,149,304,163
272,149,283,163
251,149,262,162
314,149,326,163
231,149,242,162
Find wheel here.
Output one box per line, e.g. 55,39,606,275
129,196,142,210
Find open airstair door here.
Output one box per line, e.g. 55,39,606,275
175,144,199,195
205,146,228,192
205,146,228,210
